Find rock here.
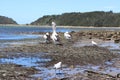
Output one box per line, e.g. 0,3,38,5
107,72,119,77
0,70,7,73
114,39,120,43
86,70,120,78
2,73,7,77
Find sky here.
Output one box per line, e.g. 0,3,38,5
0,0,120,24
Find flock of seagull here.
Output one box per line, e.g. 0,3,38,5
43,21,72,44
43,22,72,74
43,21,97,46
43,21,98,74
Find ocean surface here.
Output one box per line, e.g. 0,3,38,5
1,26,120,40
0,25,76,48
0,26,72,40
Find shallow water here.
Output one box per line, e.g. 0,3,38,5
0,57,51,67
0,34,41,40
75,40,120,50
0,40,120,79
0,26,72,42
0,57,97,79
1,26,120,41
100,41,120,50
0,56,119,79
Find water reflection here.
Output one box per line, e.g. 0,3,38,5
0,34,41,40
0,57,51,67
100,41,120,50
0,56,119,79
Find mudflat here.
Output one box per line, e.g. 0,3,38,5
0,30,120,80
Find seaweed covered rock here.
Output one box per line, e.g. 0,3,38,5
48,46,118,66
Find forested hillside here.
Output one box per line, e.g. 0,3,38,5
0,16,17,24
31,11,120,27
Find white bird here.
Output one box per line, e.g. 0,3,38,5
64,31,72,40
43,32,51,43
92,40,97,45
54,62,62,74
51,22,61,44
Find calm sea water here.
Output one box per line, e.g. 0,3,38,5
0,26,72,40
1,25,120,40
0,26,72,34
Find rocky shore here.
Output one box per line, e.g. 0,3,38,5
0,30,120,80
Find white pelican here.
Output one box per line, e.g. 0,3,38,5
54,62,62,74
43,32,51,43
64,31,71,40
92,40,97,45
51,22,61,44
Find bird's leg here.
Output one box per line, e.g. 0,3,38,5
59,69,60,74
55,68,56,74
59,65,62,74
61,64,62,70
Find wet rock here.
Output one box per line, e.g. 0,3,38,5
113,60,120,68
44,45,119,68
60,77,71,80
85,69,120,79
0,70,7,73
0,30,120,80
114,39,120,43
105,38,111,41
0,64,38,79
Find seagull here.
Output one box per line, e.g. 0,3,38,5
92,40,97,45
54,62,62,74
117,73,120,78
51,22,61,44
43,32,51,43
64,31,72,40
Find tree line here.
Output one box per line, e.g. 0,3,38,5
31,11,120,27
0,16,17,24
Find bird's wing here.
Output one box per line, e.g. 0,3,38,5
43,35,47,39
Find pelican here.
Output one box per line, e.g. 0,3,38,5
43,32,51,43
64,31,71,40
51,22,61,44
54,62,62,74
92,40,97,45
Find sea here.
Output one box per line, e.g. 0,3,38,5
1,25,120,40
0,25,77,48
0,25,73,40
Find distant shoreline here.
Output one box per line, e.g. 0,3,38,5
0,24,120,28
